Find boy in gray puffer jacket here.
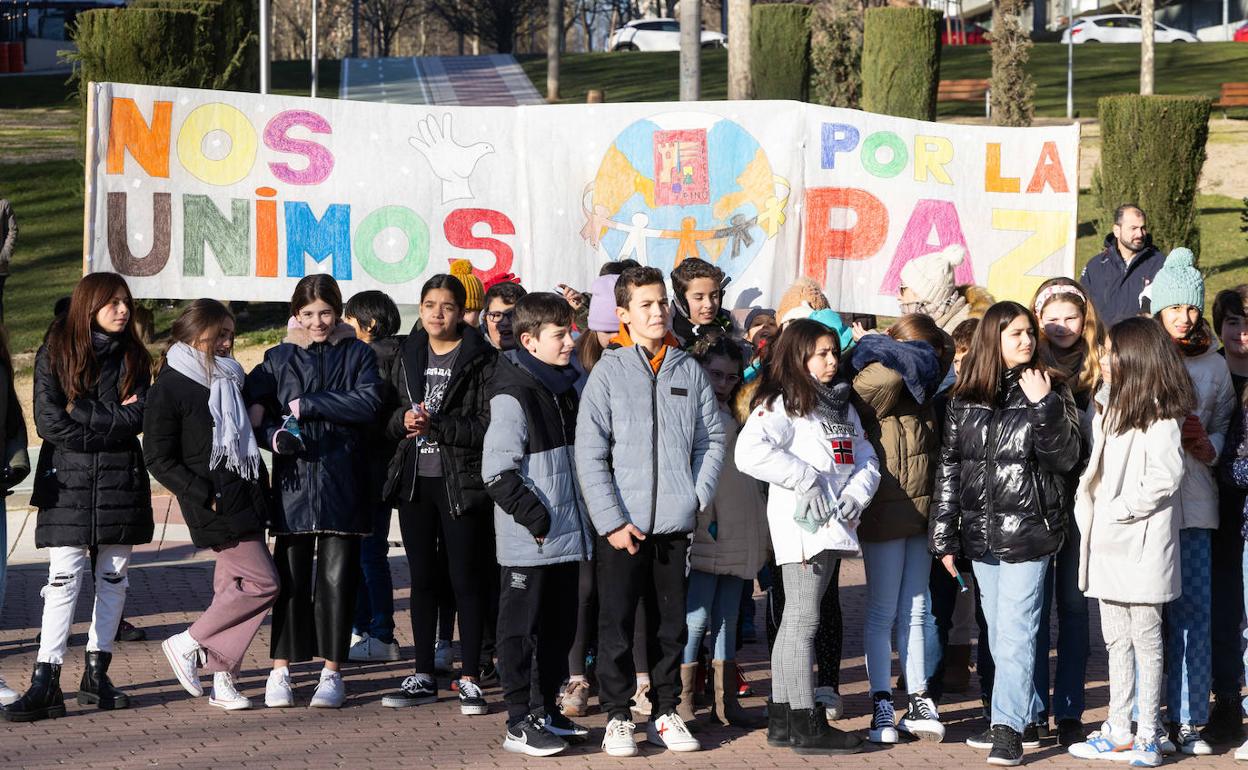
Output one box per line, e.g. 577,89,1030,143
575,266,726,757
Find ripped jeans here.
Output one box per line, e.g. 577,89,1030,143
36,545,132,664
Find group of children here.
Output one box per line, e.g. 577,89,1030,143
2,240,1248,767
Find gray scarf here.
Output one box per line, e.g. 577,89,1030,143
812,379,853,437
166,342,260,481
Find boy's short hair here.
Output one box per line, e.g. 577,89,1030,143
670,257,725,300
615,266,667,308
599,258,641,277
951,317,979,354
483,280,527,308
345,290,401,339
513,292,574,340
1213,286,1248,334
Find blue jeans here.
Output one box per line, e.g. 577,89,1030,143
1034,523,1089,722
684,570,744,662
352,503,395,643
862,535,930,695
974,554,1050,732
1167,528,1212,726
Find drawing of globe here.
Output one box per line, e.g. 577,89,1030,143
586,112,787,280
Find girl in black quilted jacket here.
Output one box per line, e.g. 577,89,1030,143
5,273,152,723
929,301,1080,765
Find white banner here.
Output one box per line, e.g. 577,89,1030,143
84,82,1080,315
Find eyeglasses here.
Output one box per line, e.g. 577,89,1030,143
706,371,741,385
484,309,515,324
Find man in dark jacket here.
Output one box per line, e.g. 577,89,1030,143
1079,204,1164,325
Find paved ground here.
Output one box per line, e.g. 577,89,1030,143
340,54,545,106
2,502,1242,770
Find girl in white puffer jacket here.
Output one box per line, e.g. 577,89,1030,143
736,319,879,756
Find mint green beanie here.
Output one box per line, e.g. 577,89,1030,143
1149,248,1203,312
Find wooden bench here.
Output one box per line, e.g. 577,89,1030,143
937,78,991,118
1215,82,1248,116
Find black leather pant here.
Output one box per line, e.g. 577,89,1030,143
271,533,360,663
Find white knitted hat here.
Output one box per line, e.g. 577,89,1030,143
899,245,967,308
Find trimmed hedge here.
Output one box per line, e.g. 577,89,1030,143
1093,95,1211,261
750,4,812,101
130,0,258,91
71,8,209,107
861,7,942,121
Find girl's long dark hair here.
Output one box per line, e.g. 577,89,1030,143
953,301,1055,406
1105,317,1196,435
751,319,839,417
45,272,150,400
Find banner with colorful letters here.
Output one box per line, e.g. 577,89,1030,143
84,81,1080,314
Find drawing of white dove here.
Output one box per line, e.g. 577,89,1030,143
408,113,495,203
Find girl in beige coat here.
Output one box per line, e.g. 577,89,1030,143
681,338,769,728
1069,318,1194,767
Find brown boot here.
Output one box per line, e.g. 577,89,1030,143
941,644,972,693
712,660,766,728
677,663,698,723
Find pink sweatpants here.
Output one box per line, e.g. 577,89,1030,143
189,536,280,674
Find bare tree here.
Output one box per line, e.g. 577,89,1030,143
426,0,546,53
547,0,561,98
727,0,750,98
680,0,701,99
1141,0,1154,94
361,0,423,56
989,0,1035,126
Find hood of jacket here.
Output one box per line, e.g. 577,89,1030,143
848,334,941,405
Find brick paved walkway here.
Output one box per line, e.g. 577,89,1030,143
0,539,1239,768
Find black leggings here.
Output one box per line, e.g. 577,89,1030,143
271,533,360,663
766,557,842,690
399,477,493,678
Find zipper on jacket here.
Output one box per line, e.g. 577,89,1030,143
984,406,999,554
1033,469,1052,532
638,346,659,537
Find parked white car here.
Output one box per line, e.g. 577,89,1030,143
1061,15,1200,43
609,18,728,51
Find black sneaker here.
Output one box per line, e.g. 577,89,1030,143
503,714,568,757
1057,718,1084,748
458,678,487,715
115,619,146,642
381,675,437,708
987,725,1024,767
1021,722,1044,748
540,710,590,742
479,661,499,687
966,726,995,750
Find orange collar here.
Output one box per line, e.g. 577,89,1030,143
610,323,679,374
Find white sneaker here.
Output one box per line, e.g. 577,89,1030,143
209,672,252,711
602,717,638,757
815,686,843,721
899,694,945,742
434,640,453,674
348,635,400,662
0,673,19,706
868,694,899,744
161,631,204,697
309,668,346,708
1176,723,1212,755
350,632,367,648
1234,737,1248,761
646,711,700,752
265,667,295,708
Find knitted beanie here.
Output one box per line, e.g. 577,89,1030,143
587,274,621,333
808,308,855,352
899,245,966,308
1149,247,1203,312
450,259,485,312
775,277,830,324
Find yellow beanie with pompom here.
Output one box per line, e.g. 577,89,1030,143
449,259,485,311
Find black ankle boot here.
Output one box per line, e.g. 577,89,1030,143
78,651,130,710
788,705,864,755
2,662,66,722
767,700,791,746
